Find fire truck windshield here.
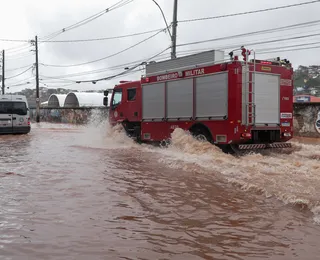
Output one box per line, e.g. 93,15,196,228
112,89,122,108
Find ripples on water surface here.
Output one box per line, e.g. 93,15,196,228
0,120,320,259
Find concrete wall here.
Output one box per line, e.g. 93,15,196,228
294,103,320,138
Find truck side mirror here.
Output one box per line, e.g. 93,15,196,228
103,96,108,106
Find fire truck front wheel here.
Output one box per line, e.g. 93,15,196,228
189,124,213,143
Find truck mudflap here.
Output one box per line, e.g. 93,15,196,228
236,142,292,150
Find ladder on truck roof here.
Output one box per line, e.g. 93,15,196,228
243,49,256,126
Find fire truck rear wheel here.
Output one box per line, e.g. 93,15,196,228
190,125,213,143
195,134,207,142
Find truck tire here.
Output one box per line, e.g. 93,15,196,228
189,124,213,143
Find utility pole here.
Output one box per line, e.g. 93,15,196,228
1,50,4,95
35,36,40,122
171,0,178,59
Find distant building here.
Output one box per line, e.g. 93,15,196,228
63,92,105,107
47,94,67,107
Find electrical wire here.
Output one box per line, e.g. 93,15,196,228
39,27,168,43
43,46,170,83
179,0,320,23
257,44,320,54
178,31,320,48
6,52,35,61
39,48,171,79
5,64,34,72
40,0,134,41
38,20,320,79
5,66,34,80
2,0,134,55
6,76,35,86
37,33,320,80
39,20,320,68
41,28,167,68
37,23,320,81
255,40,320,52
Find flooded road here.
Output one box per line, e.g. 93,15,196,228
1,121,320,259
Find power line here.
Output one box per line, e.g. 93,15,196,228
38,21,320,80
38,37,320,80
2,0,134,55
0,38,30,43
2,18,319,46
39,20,320,76
39,49,171,78
39,28,167,43
6,52,34,60
6,75,35,85
179,0,320,23
5,66,33,80
258,44,320,54
39,20,320,69
178,31,320,48
43,46,170,83
5,64,34,72
40,0,134,41
255,40,320,52
41,28,167,68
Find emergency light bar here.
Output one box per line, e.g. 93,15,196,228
251,59,291,67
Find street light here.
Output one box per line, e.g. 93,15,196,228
151,0,172,39
150,0,178,59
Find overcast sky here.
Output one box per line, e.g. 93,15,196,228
1,0,319,94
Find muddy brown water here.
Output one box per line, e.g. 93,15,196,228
0,122,320,259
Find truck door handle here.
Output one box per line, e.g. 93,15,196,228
12,117,16,120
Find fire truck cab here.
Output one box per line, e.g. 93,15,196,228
105,47,294,153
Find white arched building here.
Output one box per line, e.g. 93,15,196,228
47,94,67,107
64,92,106,107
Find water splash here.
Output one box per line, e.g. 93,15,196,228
38,119,320,224
146,128,320,224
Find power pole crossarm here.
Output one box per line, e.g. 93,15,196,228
2,50,4,95
171,0,178,59
35,36,40,123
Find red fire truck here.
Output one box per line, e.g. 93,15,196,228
104,47,294,153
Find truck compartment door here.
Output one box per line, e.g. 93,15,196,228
254,73,280,125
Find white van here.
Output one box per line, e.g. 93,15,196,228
0,94,31,134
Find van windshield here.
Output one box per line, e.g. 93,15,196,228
0,102,28,115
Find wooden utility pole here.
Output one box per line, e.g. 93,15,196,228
35,36,40,122
171,0,178,59
1,50,4,95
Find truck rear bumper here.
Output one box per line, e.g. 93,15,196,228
237,142,292,150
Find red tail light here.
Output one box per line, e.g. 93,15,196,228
27,117,30,125
241,133,252,138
